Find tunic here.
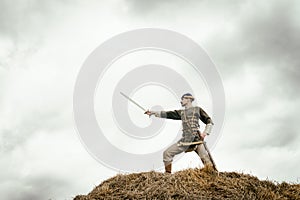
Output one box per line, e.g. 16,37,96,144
159,106,213,142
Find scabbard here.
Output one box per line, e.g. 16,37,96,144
203,141,217,171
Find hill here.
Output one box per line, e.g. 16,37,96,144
74,167,300,200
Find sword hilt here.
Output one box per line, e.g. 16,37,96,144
144,110,153,118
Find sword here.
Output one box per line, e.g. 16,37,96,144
120,92,148,112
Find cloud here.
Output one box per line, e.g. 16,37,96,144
235,1,300,63
0,128,116,200
125,0,300,99
205,1,300,88
0,1,126,199
201,1,300,157
124,0,242,16
1,175,70,200
0,0,78,70
0,0,74,37
0,65,72,153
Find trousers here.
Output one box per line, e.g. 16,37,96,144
163,142,212,166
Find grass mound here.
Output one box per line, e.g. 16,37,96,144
74,167,300,200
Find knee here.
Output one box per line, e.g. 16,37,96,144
163,149,169,159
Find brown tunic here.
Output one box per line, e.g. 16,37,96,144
160,106,213,142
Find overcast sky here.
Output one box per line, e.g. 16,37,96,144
1,0,300,199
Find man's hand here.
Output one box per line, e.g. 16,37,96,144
144,110,154,116
200,132,207,139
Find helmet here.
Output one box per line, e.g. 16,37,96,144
181,93,195,101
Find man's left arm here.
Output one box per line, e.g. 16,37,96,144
199,107,214,138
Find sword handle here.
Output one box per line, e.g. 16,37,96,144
144,110,152,118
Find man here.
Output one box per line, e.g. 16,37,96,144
144,93,214,173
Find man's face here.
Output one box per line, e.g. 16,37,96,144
180,97,190,107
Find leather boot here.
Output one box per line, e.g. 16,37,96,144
165,163,172,173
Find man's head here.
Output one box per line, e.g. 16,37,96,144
180,93,194,107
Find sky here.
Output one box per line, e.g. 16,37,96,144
0,0,300,199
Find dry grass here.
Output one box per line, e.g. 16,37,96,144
74,167,300,200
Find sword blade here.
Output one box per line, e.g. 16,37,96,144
120,92,147,112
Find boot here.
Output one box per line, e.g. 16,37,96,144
165,163,172,173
